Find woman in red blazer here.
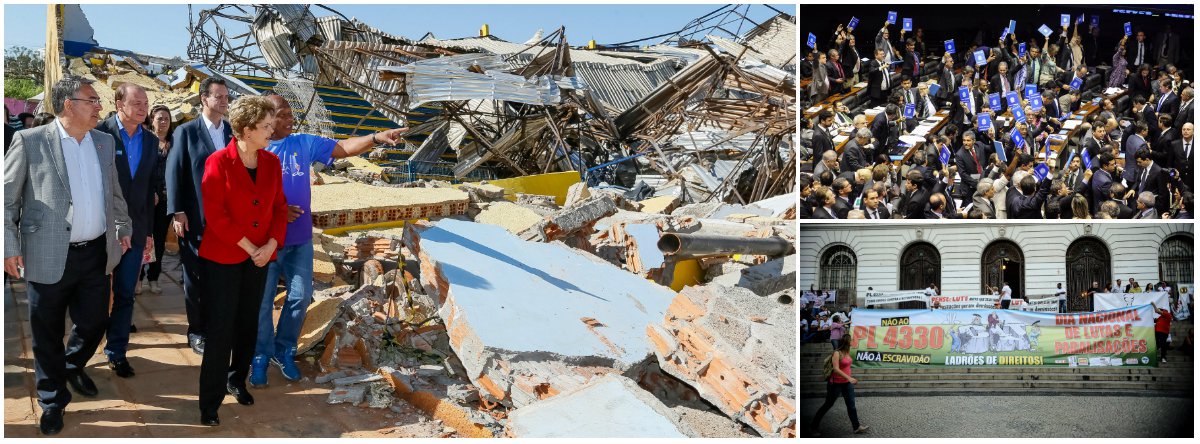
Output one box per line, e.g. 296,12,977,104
196,95,287,426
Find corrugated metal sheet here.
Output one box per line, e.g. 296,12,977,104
739,14,797,70
669,129,760,152
315,41,427,125
381,54,566,108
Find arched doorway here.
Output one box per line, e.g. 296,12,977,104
899,242,940,309
981,240,1024,301
819,245,857,308
1159,234,1193,292
1066,237,1111,312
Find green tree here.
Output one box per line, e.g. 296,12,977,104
4,46,45,99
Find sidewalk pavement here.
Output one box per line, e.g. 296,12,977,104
3,254,440,437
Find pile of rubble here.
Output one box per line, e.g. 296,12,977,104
294,177,796,438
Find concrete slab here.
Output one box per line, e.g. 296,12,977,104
309,182,469,229
404,219,677,408
709,254,796,296
625,223,665,272
505,374,693,438
646,283,796,437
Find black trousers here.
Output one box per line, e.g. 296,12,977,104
140,200,170,282
810,381,861,431
178,235,205,338
1156,331,1169,360
27,237,110,410
198,257,268,413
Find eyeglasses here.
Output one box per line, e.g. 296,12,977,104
68,97,103,106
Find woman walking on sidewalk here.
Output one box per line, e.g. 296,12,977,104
809,334,869,436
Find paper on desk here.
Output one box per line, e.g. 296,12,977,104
854,82,868,88
1104,87,1124,96
833,135,850,144
806,106,823,114
1062,120,1082,130
911,125,935,136
899,135,926,146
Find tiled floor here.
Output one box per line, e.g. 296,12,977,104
3,254,426,437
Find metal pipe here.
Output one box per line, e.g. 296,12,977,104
657,233,792,260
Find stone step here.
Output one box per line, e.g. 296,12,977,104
799,372,1192,383
799,387,1193,398
829,380,1193,391
799,366,1190,375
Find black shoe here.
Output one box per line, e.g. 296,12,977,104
129,324,138,333
226,383,254,405
108,359,135,378
65,370,98,397
189,336,205,356
200,409,220,426
39,408,63,435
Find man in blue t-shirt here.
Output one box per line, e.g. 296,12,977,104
251,94,407,386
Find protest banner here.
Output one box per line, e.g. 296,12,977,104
1010,296,1061,313
849,305,1157,367
1094,292,1170,312
930,294,1000,309
865,290,929,306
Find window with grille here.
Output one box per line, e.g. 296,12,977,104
1159,234,1193,288
819,245,857,307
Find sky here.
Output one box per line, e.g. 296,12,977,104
3,3,792,57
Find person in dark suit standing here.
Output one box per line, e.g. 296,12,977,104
95,84,160,379
166,77,233,356
1104,183,1137,219
867,49,893,107
861,187,890,219
1126,30,1153,68
1123,121,1150,185
831,178,854,219
1172,123,1193,191
954,131,985,207
812,188,839,219
1133,147,1170,214
900,38,921,81
827,48,849,95
1128,65,1154,100
4,76,133,435
871,105,900,154
1008,173,1052,219
1090,152,1117,212
841,128,871,174
1174,88,1193,131
1154,82,1180,117
811,111,836,168
936,57,959,108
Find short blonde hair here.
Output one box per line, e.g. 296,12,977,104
227,95,275,138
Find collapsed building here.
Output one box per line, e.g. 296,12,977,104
39,3,797,438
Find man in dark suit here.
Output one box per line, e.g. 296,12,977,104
1171,123,1193,191
861,187,891,219
1104,183,1137,219
1154,82,1180,116
867,49,893,106
925,193,961,219
96,84,160,379
1123,121,1150,185
826,49,849,95
841,128,870,173
936,58,959,108
1008,174,1052,219
1133,147,1170,214
5,76,133,435
989,62,1015,113
1128,94,1157,129
1174,88,1193,131
831,178,854,219
871,105,900,154
811,111,836,168
901,166,942,219
165,77,233,356
900,38,921,81
812,188,840,219
954,131,985,206
1125,30,1153,68
1090,153,1117,212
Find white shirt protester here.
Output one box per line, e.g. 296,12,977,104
1001,284,1013,301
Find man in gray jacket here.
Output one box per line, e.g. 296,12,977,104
4,76,132,435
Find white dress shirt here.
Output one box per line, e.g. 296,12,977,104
55,120,107,242
200,112,227,151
